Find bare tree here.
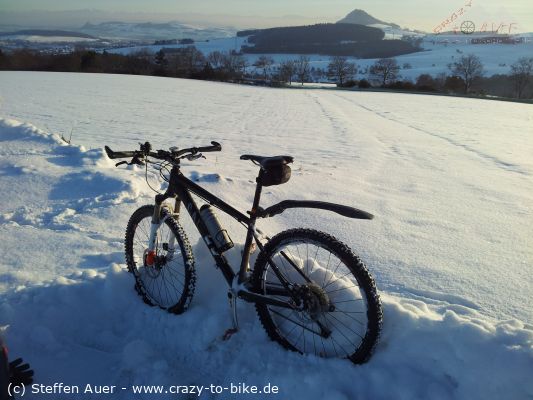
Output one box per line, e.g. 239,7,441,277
449,54,484,93
510,57,533,99
369,58,400,86
253,55,275,80
207,51,225,70
171,46,205,76
295,55,311,85
222,52,246,79
278,59,296,84
327,56,356,86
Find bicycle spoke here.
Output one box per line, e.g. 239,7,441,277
326,312,364,341
269,308,324,337
325,285,358,295
321,251,333,288
323,269,356,290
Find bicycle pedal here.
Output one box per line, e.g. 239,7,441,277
222,328,238,341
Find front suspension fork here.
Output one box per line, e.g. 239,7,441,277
147,196,181,255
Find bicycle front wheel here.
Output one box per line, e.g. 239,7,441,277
252,228,382,364
125,205,196,314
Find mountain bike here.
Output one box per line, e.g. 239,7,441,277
105,141,382,364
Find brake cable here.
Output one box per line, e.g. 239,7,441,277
144,157,163,194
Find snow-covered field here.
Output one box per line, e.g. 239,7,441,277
0,71,532,399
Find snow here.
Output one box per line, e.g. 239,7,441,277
2,35,98,43
111,36,247,55
0,71,532,399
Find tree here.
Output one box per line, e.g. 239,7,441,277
123,50,152,75
295,55,311,85
313,67,326,82
358,79,371,88
0,49,9,70
172,46,205,77
509,57,533,99
369,58,400,86
207,51,225,70
415,74,436,91
327,56,356,86
449,54,484,93
444,75,465,93
434,72,448,91
253,55,274,80
278,60,296,84
221,52,246,80
154,49,167,67
153,49,168,75
80,50,99,72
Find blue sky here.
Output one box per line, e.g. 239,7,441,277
1,0,532,31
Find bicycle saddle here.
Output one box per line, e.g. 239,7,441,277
240,154,293,167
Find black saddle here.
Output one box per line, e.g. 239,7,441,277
240,154,293,168
240,154,293,186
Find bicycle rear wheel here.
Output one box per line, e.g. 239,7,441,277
252,228,382,364
125,205,196,314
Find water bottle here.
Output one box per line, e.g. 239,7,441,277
199,205,234,252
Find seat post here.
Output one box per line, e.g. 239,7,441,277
238,172,264,283
251,170,264,215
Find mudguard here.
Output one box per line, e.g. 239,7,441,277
257,200,373,220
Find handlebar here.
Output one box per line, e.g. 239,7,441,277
193,141,222,154
104,141,221,164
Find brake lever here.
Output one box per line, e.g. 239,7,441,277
114,156,145,168
132,156,145,166
186,153,205,161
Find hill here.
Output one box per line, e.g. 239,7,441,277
337,9,401,29
0,29,97,39
240,23,419,58
79,21,235,41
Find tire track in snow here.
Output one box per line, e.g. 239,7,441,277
303,91,387,176
330,92,529,176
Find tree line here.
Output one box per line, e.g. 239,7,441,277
0,47,315,85
0,47,531,99
325,54,533,99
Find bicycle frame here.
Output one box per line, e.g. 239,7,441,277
143,158,375,313
146,165,299,310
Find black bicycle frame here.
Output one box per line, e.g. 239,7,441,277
151,166,304,310
149,163,373,310
152,166,273,287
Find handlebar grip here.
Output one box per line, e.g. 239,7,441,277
197,141,222,153
104,146,137,159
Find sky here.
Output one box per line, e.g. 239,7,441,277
0,0,532,32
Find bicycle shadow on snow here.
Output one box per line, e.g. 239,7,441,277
1,239,532,400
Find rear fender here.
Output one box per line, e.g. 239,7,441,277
257,200,373,220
